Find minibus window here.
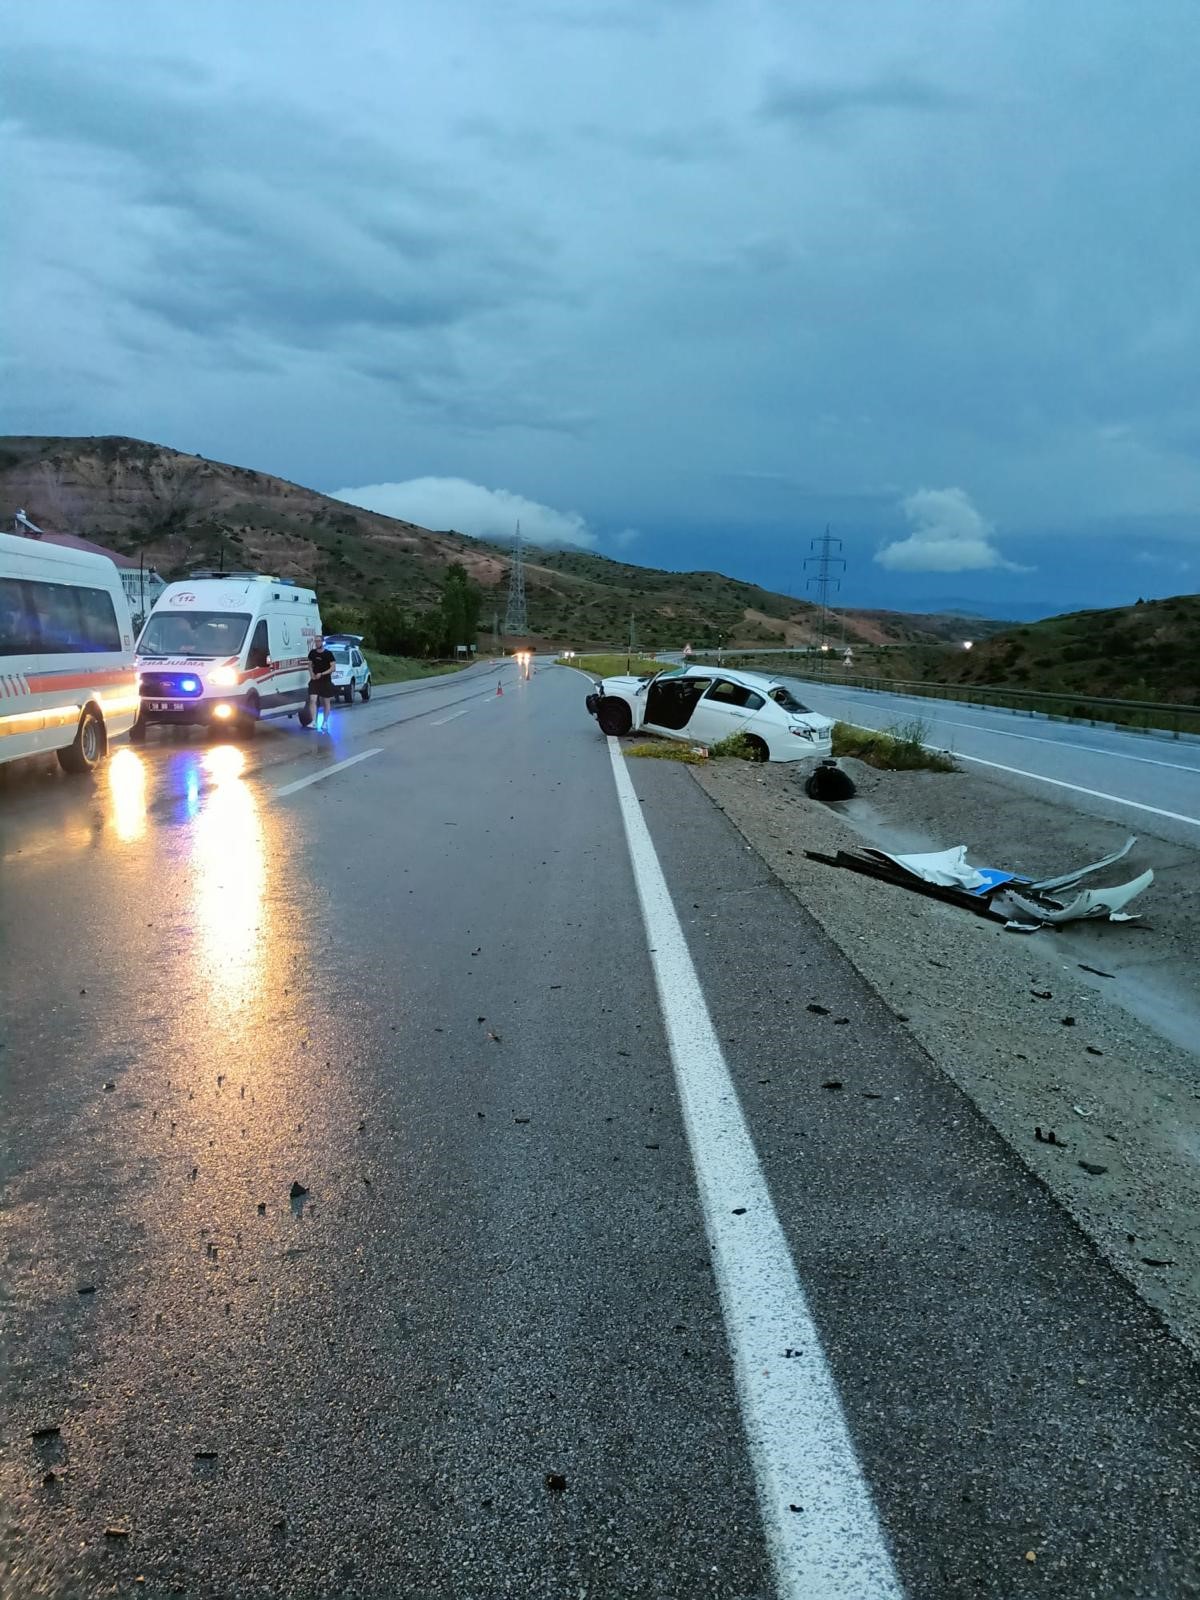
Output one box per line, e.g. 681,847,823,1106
0,578,38,655
0,578,121,655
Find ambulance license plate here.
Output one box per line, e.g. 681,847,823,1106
148,700,185,712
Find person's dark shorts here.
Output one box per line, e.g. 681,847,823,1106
308,676,333,699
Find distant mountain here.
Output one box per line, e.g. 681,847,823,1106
0,434,1012,650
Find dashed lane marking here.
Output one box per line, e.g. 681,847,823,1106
274,748,383,797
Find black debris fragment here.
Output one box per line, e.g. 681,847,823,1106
256,1202,267,1215
289,1181,308,1199
31,1425,61,1441
103,1082,115,1092
77,1284,97,1295
1078,964,1115,979
544,1473,567,1494
1078,1161,1108,1176
806,1004,830,1016
1034,1128,1066,1147
821,1080,844,1091
1031,990,1052,1000
732,1207,747,1216
1086,1046,1104,1057
1142,1258,1174,1268
515,1117,530,1125
1061,1016,1076,1027
193,1450,218,1461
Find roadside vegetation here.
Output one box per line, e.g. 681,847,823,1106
364,651,470,685
322,563,483,661
625,741,707,764
832,719,958,773
709,731,766,761
558,653,665,677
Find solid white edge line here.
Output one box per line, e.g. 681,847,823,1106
793,679,1198,766
606,738,902,1600
274,748,383,797
953,751,1200,826
838,718,1200,828
818,694,1200,773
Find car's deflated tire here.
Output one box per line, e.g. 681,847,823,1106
596,698,632,736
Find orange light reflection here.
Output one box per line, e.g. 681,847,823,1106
190,745,265,1007
107,748,147,843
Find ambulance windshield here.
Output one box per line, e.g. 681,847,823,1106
138,611,252,658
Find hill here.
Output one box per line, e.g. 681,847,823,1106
0,434,1010,650
944,595,1200,704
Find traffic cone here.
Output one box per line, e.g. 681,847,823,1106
496,682,503,696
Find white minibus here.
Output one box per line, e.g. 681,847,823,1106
0,530,139,773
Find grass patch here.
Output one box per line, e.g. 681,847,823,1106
364,651,471,685
626,740,707,764
558,653,665,678
832,719,958,772
710,731,765,761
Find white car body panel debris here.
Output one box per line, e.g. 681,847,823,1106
807,833,1153,929
999,868,1155,927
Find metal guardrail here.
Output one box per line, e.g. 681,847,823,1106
719,665,1200,740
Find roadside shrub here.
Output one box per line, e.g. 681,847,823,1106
831,719,957,773
710,731,763,761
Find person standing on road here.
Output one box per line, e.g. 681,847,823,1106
306,635,336,730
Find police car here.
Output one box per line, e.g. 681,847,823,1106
325,634,372,704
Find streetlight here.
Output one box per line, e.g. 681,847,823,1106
962,639,974,651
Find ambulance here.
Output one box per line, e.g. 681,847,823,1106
133,573,322,739
0,529,139,773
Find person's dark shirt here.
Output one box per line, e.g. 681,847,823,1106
308,647,335,679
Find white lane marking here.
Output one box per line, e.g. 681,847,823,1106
606,738,902,1600
431,706,473,725
816,695,1200,773
274,748,383,797
837,715,1200,828
954,751,1200,827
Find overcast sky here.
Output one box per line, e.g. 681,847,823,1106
3,0,1198,615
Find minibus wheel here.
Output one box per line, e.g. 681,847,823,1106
59,707,106,774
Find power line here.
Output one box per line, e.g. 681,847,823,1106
503,520,527,636
804,525,845,657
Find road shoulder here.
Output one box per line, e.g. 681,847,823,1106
691,756,1200,1355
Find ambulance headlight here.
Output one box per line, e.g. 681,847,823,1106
208,666,239,687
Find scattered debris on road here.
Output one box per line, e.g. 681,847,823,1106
806,833,1154,931
289,1180,308,1199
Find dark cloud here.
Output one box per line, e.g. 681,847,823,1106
762,73,967,124
4,43,556,349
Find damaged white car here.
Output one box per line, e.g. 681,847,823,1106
584,664,833,763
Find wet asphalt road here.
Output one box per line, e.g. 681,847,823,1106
1,662,1199,1600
